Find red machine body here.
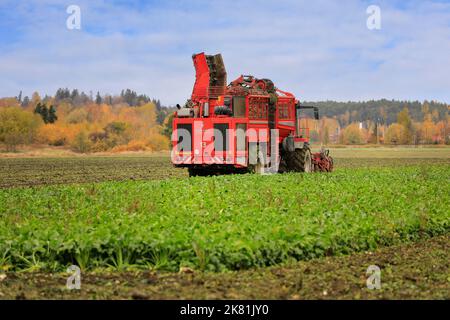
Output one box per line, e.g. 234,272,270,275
171,52,332,176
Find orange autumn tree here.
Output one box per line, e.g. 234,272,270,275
0,98,20,109
339,123,365,144
385,123,405,145
35,98,170,153
420,116,439,144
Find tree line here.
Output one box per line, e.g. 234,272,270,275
311,104,449,145
0,90,448,152
304,99,447,125
1,88,175,152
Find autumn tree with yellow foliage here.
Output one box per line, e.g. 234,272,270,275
339,123,366,144
0,107,41,151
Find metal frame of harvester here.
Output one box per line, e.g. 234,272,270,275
171,52,333,176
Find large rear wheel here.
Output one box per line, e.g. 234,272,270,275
288,145,312,173
278,158,288,173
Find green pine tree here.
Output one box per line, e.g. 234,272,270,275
47,105,58,123
95,91,102,105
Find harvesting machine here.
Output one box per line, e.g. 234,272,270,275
171,52,333,176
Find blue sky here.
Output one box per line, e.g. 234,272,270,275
0,0,449,105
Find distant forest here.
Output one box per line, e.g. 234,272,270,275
303,99,448,126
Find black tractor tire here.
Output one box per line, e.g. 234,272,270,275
188,167,207,177
278,149,288,173
278,158,288,173
288,145,313,173
188,167,197,177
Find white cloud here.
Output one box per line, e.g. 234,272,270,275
0,0,449,104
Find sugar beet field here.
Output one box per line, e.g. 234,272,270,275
0,147,449,299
